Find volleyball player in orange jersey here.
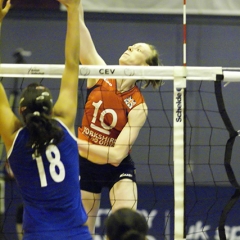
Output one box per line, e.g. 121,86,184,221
77,1,163,235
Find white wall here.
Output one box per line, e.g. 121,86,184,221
78,0,240,16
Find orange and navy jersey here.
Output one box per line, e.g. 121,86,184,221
78,79,145,146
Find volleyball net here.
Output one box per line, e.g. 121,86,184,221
0,64,240,240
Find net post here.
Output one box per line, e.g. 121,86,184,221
173,66,186,240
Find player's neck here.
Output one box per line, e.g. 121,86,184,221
116,79,136,93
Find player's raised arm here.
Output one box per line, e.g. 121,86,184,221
78,1,105,66
0,0,22,151
53,0,80,134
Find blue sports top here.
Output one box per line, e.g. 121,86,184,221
7,119,87,234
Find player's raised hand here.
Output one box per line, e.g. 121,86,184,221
0,0,11,22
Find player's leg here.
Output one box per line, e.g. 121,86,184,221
109,179,137,212
81,190,101,235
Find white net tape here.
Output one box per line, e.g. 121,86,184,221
0,64,235,81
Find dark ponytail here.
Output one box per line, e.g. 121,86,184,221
19,83,63,155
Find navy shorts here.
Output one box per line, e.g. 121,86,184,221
79,155,136,193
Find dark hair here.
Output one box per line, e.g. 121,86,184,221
19,83,63,155
137,44,164,89
105,208,148,240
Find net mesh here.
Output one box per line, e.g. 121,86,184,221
0,69,240,240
